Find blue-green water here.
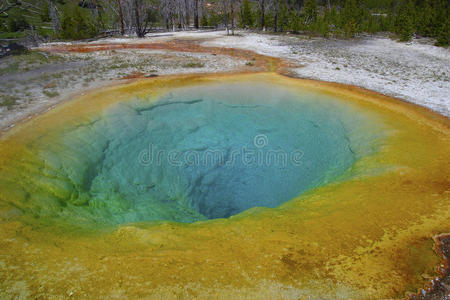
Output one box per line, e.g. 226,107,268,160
5,83,380,225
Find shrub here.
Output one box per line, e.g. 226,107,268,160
0,95,19,110
240,0,253,28
43,90,60,98
201,13,209,27
182,62,204,68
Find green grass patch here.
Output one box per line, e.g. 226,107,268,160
0,51,67,76
0,61,20,76
43,90,59,98
182,62,205,68
16,51,65,65
0,95,19,110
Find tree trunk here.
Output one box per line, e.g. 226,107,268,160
327,0,331,10
117,0,125,35
185,0,190,28
274,0,278,32
92,0,105,31
231,0,235,35
222,0,229,35
194,0,199,29
240,0,244,27
296,0,302,13
172,14,176,31
134,0,143,37
260,0,265,30
47,0,60,33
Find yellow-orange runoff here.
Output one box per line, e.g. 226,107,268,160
0,73,449,299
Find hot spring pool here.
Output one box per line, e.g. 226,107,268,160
0,73,448,299
0,81,379,225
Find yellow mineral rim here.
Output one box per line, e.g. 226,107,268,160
0,73,448,299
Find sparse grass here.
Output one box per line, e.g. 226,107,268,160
0,61,20,76
110,62,133,69
245,61,255,66
182,62,205,68
43,90,59,98
16,51,65,65
0,51,67,76
0,95,19,110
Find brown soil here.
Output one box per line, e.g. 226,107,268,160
38,39,297,75
410,234,450,300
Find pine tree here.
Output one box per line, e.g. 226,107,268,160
432,0,449,39
255,8,263,29
395,0,415,41
59,6,96,40
201,12,209,27
241,0,253,28
416,0,434,37
304,0,317,26
40,2,51,23
265,10,274,29
277,2,289,32
383,12,396,32
7,12,29,32
435,15,449,46
288,10,300,33
324,5,338,34
342,0,359,24
341,0,360,38
316,15,330,37
59,8,72,39
73,7,95,39
209,12,219,28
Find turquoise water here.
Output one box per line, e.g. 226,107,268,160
5,83,380,225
